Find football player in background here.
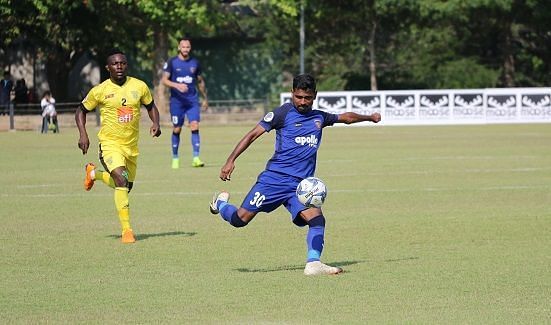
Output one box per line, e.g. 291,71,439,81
75,48,161,244
162,37,208,169
210,73,381,275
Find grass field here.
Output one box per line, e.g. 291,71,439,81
0,123,550,323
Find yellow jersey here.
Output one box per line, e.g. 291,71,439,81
82,77,153,149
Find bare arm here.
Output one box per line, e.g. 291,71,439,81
219,124,266,181
197,75,208,111
145,101,161,137
337,112,381,124
75,104,90,154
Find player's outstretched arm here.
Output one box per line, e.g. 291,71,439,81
75,104,90,154
219,124,266,181
337,112,381,124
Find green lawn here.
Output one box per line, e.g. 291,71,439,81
0,123,549,323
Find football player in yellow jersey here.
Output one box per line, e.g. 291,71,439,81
75,49,161,244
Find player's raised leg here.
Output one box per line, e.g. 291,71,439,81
83,163,116,190
83,163,96,191
210,191,248,227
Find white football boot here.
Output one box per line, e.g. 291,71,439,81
304,261,343,276
209,191,230,214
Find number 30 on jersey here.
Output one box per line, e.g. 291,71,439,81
249,192,265,207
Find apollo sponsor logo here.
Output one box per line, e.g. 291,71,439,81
176,76,193,84
295,135,318,147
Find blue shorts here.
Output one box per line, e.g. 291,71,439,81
240,170,309,227
170,99,200,127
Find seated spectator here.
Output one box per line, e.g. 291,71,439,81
40,91,59,133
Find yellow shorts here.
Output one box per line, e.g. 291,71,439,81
99,143,138,182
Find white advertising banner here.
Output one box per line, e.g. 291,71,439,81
280,88,551,125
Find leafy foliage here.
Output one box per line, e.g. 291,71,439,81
0,0,548,101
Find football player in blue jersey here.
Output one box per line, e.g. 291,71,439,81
162,37,208,169
210,73,381,275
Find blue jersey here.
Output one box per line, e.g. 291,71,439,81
163,56,202,104
258,103,338,179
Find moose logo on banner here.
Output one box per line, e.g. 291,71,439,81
281,88,551,125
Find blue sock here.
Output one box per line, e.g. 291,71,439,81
219,204,247,228
191,130,200,157
172,132,180,157
306,216,325,262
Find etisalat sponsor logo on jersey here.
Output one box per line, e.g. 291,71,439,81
117,106,134,123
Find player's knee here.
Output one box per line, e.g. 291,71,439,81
307,215,325,227
230,210,251,228
113,170,129,188
113,178,128,188
189,121,199,131
173,127,182,134
230,215,247,227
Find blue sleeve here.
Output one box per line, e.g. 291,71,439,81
320,110,338,127
163,57,174,74
258,104,289,132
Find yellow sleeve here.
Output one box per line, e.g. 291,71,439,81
140,82,153,106
82,85,100,111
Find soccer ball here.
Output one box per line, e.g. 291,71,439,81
296,177,327,208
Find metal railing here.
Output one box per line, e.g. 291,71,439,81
0,101,80,115
2,99,268,115
0,98,269,131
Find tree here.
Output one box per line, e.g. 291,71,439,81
1,0,548,103
115,0,227,111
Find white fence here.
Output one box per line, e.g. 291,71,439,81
280,88,551,126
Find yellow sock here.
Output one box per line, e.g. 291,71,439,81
95,170,115,188
114,187,131,232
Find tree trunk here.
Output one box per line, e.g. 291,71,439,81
153,26,169,114
500,20,515,87
46,47,70,101
365,0,378,91
368,19,378,91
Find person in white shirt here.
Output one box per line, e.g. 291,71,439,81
40,90,59,133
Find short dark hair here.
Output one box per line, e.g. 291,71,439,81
179,37,192,43
106,48,125,62
293,74,316,91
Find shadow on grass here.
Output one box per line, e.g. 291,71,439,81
107,231,197,241
235,256,419,273
384,256,419,263
235,260,364,273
